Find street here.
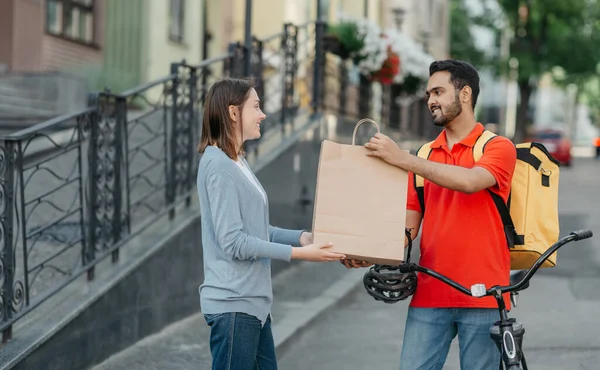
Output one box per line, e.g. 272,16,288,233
278,158,600,370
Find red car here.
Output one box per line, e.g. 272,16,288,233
526,129,572,166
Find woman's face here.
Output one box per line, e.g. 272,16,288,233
239,88,266,142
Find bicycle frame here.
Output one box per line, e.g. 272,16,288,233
397,229,593,370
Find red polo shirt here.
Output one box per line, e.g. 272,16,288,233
408,123,517,309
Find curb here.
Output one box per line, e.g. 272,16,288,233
272,268,365,352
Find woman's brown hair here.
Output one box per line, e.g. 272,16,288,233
197,78,254,159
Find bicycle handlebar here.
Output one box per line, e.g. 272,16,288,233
572,229,593,241
398,230,593,298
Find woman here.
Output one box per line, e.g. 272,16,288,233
196,78,345,370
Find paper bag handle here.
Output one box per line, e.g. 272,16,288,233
352,118,381,146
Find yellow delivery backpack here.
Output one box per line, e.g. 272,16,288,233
414,130,561,270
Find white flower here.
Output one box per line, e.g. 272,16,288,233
332,13,435,86
383,28,435,84
336,14,389,74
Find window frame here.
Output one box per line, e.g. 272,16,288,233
169,0,185,43
46,0,97,47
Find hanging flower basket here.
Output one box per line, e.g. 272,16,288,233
323,34,352,59
324,15,435,94
399,74,424,96
370,48,400,85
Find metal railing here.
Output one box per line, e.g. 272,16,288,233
0,19,436,343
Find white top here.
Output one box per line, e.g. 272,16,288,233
235,159,267,204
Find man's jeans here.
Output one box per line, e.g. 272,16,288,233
204,312,277,370
399,307,501,370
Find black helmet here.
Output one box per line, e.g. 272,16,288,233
363,229,418,304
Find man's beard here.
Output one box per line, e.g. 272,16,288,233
432,95,462,127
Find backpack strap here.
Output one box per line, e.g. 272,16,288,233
414,141,434,214
473,129,497,162
472,130,517,249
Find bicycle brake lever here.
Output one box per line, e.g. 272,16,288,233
510,291,519,308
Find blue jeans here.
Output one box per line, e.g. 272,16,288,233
399,307,501,370
204,312,277,370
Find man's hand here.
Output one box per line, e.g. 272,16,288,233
364,133,409,166
299,231,313,246
340,259,373,268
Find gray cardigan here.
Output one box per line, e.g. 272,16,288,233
196,146,304,325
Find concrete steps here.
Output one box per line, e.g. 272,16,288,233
0,73,89,132
0,83,57,119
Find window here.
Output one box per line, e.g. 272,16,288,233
46,0,95,45
169,0,185,43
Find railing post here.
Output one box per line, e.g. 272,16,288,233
189,63,199,175
86,95,99,279
339,60,348,116
112,96,126,262
413,99,424,138
168,62,197,218
225,43,235,78
87,91,125,272
281,23,298,131
226,42,244,79
311,20,326,113
243,0,253,77
359,74,372,118
252,37,265,103
381,83,391,128
1,141,16,342
389,83,402,129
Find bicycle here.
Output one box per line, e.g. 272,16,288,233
393,229,593,370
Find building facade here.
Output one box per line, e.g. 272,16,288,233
0,0,105,73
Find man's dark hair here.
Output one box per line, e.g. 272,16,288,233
429,60,480,110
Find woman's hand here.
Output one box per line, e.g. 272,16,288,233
292,242,346,262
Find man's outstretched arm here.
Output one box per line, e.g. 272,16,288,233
364,133,516,194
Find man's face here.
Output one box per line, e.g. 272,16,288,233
425,71,463,127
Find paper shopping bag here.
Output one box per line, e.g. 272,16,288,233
311,118,409,265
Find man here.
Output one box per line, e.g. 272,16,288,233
343,60,517,370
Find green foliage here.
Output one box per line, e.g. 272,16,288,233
497,0,600,84
327,22,365,54
581,70,600,127
449,0,489,67
484,0,600,138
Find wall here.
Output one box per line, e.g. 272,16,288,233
0,0,46,72
0,0,15,71
42,36,103,72
253,0,286,39
205,0,235,58
144,0,203,83
102,0,145,91
381,0,449,60
12,214,205,370
10,0,45,72
42,0,106,72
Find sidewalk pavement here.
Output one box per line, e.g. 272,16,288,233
277,271,600,370
277,158,600,370
90,261,366,370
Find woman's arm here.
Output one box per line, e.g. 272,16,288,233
207,170,293,261
268,226,305,246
